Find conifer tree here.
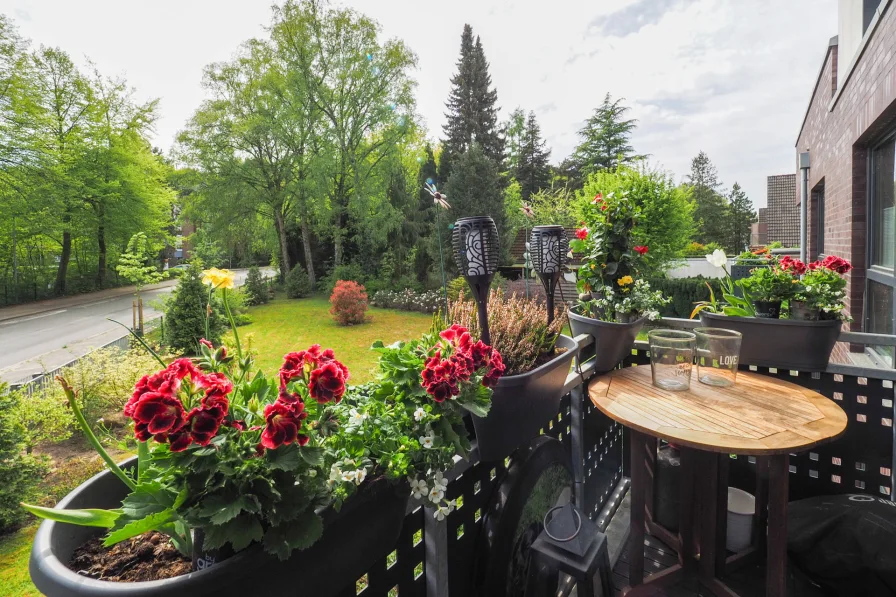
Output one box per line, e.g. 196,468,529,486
516,111,551,200
727,182,755,252
440,24,503,180
571,93,645,179
687,151,731,248
444,144,505,249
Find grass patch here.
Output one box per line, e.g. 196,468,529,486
229,294,433,384
0,525,39,596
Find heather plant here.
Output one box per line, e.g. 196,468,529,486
446,289,565,376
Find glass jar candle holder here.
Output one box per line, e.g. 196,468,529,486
695,328,742,387
648,329,696,391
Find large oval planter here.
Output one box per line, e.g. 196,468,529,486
567,309,646,374
700,311,841,371
471,335,579,462
30,459,409,597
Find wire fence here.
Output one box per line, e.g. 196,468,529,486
8,316,162,396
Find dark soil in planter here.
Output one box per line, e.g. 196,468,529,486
71,532,190,582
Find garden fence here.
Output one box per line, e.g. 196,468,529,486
9,316,162,396
327,319,896,597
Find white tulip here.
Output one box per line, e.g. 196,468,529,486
706,249,728,268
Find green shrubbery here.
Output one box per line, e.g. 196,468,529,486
682,241,723,258
164,263,226,353
0,385,50,532
322,263,365,294
646,277,723,319
244,266,269,305
285,264,313,298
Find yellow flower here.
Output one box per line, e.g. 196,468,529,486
590,264,596,270
202,268,235,289
617,275,634,287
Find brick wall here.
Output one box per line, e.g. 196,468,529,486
796,0,896,333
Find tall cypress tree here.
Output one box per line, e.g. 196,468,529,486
571,93,645,180
440,24,503,180
727,182,755,252
516,111,551,200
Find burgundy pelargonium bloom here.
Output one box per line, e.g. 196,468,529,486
309,361,348,403
279,350,310,387
260,401,308,450
482,352,506,388
318,348,349,380
821,255,852,274
131,393,187,436
183,407,224,446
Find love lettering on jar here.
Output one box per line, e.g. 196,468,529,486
714,355,738,367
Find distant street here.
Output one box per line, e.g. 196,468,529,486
0,268,268,386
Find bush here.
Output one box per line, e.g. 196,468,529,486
323,263,366,294
370,288,443,313
446,289,565,376
446,273,507,301
682,241,722,258
646,276,723,319
330,280,369,325
165,263,225,354
0,384,50,532
244,266,269,305
285,264,313,299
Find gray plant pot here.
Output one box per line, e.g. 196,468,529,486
472,335,579,462
30,459,409,597
567,308,646,374
700,311,841,371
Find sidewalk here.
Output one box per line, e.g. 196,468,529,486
0,279,179,323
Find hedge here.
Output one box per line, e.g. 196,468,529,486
647,276,724,320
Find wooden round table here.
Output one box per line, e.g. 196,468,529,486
589,365,847,597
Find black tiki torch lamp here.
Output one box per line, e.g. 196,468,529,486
530,225,568,325
452,216,499,345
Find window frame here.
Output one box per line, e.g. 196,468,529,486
865,130,896,367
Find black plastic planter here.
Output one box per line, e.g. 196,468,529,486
30,459,409,597
471,335,579,462
700,311,841,371
567,308,646,374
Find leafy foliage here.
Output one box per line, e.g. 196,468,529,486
330,281,369,326
285,265,313,299
569,93,646,183
244,266,269,305
646,277,723,319
444,144,506,259
0,385,50,532
688,151,732,249
115,233,165,293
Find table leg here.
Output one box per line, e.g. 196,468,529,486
766,454,789,597
753,457,769,554
628,430,649,587
714,454,729,577
698,451,720,583
644,437,658,527
678,447,696,573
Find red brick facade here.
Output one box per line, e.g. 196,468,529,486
796,0,896,334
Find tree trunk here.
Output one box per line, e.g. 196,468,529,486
274,209,291,281
54,221,71,296
300,218,315,287
334,232,343,267
95,205,106,288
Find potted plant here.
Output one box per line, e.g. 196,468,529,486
26,269,411,597
567,191,668,372
694,252,849,371
447,290,579,461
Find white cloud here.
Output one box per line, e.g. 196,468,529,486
2,0,837,207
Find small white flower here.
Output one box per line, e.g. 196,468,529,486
428,486,445,503
410,478,429,499
414,407,426,422
706,249,727,268
342,470,356,483
419,435,434,449
432,472,448,492
349,408,368,427
354,468,367,485
434,504,450,521
308,469,317,478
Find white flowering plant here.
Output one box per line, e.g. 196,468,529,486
326,321,505,516
582,280,669,322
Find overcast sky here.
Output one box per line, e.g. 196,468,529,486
2,0,837,208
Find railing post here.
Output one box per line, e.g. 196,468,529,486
424,505,450,597
570,353,587,509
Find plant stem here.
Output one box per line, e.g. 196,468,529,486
58,377,136,492
204,285,213,342
222,288,243,361
137,440,149,484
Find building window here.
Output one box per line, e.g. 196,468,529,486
867,132,896,366
813,184,825,257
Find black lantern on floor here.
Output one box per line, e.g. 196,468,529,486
530,225,568,324
452,216,499,345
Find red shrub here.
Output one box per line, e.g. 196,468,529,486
329,280,369,325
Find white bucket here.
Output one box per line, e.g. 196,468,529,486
726,487,755,552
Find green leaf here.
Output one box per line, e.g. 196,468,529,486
265,444,303,472
461,400,490,419
203,514,264,552
21,504,120,528
298,446,324,466
104,508,175,547
262,512,324,561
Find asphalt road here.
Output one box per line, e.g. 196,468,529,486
0,268,266,386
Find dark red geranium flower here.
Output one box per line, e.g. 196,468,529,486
821,255,852,274
131,393,187,436
200,392,229,419
426,379,459,402
439,324,467,344
469,340,492,369
634,246,649,256
482,352,506,388
197,372,233,397
167,358,200,382
305,344,323,365
309,361,347,403
125,369,180,417
575,227,588,240
226,419,247,431
318,348,349,380
260,401,303,450
592,193,603,204
280,350,309,386
184,407,223,446
167,430,192,452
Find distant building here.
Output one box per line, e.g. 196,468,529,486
765,174,800,247
751,208,769,246
795,0,894,364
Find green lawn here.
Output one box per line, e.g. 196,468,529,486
228,294,434,384
0,525,39,597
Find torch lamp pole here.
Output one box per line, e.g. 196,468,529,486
530,225,568,326
452,216,500,347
